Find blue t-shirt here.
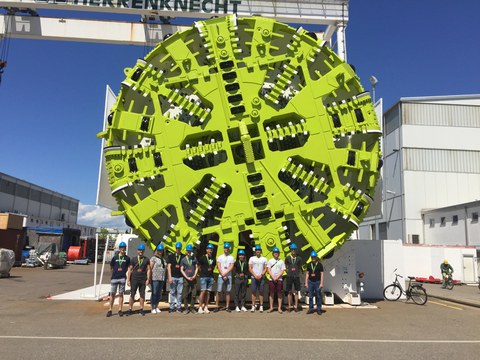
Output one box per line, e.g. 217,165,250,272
110,254,131,280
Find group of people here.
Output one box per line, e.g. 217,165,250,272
107,241,324,317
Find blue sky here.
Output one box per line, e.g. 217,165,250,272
1,1,479,229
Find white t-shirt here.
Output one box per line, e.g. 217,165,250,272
267,258,286,281
249,256,268,276
217,254,235,276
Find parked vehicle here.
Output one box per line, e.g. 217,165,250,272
383,269,428,305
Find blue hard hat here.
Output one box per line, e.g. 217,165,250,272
238,249,245,255
289,243,297,250
255,245,262,251
186,244,194,251
119,242,127,248
310,250,318,258
223,242,231,249
138,244,145,251
272,247,280,253
206,244,214,249
175,242,182,249
156,243,164,251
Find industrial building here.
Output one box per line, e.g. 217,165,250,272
0,172,96,257
357,95,480,282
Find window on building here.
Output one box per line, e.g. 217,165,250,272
0,179,16,195
429,218,435,228
411,234,420,244
52,195,61,207
370,224,376,240
379,222,387,240
41,192,52,204
452,215,458,225
440,217,446,226
30,189,41,202
472,212,479,223
15,184,30,199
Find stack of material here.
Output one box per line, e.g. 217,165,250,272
0,248,15,277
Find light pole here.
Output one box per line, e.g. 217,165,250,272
369,75,378,104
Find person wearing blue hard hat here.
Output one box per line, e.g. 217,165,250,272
214,242,235,312
149,243,167,314
180,244,199,314
267,247,286,313
249,244,268,312
234,249,249,312
167,242,184,313
106,241,131,317
305,250,324,315
126,242,151,316
198,243,216,314
285,243,303,312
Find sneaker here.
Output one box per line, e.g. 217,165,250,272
198,308,204,314
118,310,123,317
204,307,210,314
126,309,133,316
259,306,264,313
168,308,174,313
250,306,255,313
235,306,241,312
212,308,219,313
177,308,182,313
226,308,232,313
183,309,191,315
156,308,162,313
241,306,248,312
294,308,299,313
151,308,157,314
106,310,112,318
140,309,146,316
317,311,322,315
307,309,315,314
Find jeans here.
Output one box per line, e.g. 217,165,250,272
217,275,232,292
151,280,164,308
234,277,247,307
169,277,183,310
251,277,265,294
308,280,322,312
183,280,197,309
200,277,214,291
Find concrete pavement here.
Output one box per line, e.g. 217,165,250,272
421,282,480,308
1,265,479,360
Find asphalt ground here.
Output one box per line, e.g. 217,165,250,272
1,265,479,360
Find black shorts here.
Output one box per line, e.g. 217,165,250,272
130,278,146,298
286,277,301,292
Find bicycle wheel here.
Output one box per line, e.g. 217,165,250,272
410,285,428,305
383,284,402,301
446,279,454,290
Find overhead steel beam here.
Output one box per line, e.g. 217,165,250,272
0,14,189,45
0,0,349,25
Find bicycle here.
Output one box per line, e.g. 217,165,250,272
442,273,454,290
383,269,428,305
